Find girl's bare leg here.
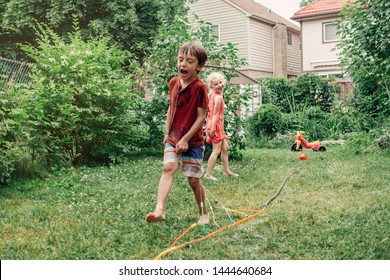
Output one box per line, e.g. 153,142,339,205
221,139,239,177
204,141,222,180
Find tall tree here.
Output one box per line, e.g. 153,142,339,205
336,0,390,117
0,0,190,61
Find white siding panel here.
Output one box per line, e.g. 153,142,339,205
287,33,301,75
189,0,249,61
302,19,341,72
249,19,273,72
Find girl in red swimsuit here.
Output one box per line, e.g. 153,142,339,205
204,72,239,181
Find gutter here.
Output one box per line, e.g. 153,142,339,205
291,11,342,21
272,23,279,78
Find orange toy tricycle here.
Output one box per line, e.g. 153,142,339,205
290,131,326,152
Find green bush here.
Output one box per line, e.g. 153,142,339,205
245,103,283,138
260,73,338,114
1,84,54,185
260,78,292,112
350,77,390,119
0,86,29,185
21,21,142,164
372,119,390,150
293,73,337,112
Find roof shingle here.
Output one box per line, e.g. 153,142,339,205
229,0,300,30
291,0,353,20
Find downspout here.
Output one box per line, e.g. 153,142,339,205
272,23,279,77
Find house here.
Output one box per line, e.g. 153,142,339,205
188,0,302,81
291,0,354,98
189,0,302,117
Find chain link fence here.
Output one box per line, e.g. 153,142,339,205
0,56,32,91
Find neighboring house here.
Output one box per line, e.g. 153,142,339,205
291,0,353,98
189,0,302,81
189,0,302,117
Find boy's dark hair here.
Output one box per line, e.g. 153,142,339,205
179,42,208,68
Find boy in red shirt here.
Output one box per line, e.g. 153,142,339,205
145,42,209,225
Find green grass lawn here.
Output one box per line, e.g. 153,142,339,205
1,146,389,260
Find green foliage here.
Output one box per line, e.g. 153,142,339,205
245,104,283,138
261,73,337,114
372,120,390,150
137,93,167,149
260,77,293,112
0,0,190,61
349,77,390,118
336,0,390,118
0,89,21,184
146,14,249,159
1,84,52,185
325,102,371,139
299,0,315,7
293,73,337,112
21,20,142,164
251,74,340,144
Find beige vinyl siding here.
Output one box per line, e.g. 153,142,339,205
301,19,341,72
287,32,301,75
248,19,273,72
189,0,249,61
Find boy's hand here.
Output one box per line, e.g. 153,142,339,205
176,139,189,153
162,134,169,145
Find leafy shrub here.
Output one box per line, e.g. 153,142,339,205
245,104,283,138
349,78,390,119
260,77,293,112
0,145,14,186
375,128,390,149
0,86,29,185
21,21,141,164
1,83,53,185
372,120,390,150
342,131,375,154
261,73,338,114
293,73,338,112
280,111,326,141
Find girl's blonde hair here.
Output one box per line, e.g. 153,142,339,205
206,72,226,88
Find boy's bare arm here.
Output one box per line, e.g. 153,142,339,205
176,107,207,153
163,106,171,145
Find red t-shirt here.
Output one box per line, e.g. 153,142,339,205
167,76,208,148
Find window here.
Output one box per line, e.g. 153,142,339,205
210,24,220,42
323,22,340,42
287,32,292,45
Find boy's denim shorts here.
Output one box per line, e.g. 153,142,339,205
163,143,205,178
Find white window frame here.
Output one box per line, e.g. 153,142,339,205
287,32,292,45
210,24,221,42
323,22,340,43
